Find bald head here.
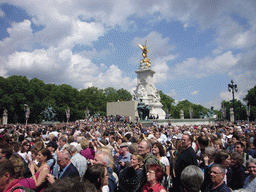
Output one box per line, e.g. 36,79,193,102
57,151,71,169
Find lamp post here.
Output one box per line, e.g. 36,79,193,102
228,80,238,122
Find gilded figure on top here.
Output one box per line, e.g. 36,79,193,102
138,40,151,67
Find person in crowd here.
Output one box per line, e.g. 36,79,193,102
31,148,39,166
9,154,36,189
196,135,209,161
67,145,87,178
34,140,45,152
46,141,58,178
138,140,161,190
83,164,109,192
45,177,97,192
229,152,247,190
244,158,256,191
213,139,223,151
80,139,95,160
0,160,26,192
115,142,131,174
118,166,142,192
47,150,79,183
241,137,255,158
206,164,231,192
130,153,143,171
56,136,68,154
225,135,234,153
28,148,52,191
18,140,32,164
181,165,204,192
199,147,216,192
174,133,197,192
93,150,117,192
234,141,253,167
0,146,12,162
152,142,170,176
143,164,167,192
214,150,231,185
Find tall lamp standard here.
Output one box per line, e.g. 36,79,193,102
228,80,238,122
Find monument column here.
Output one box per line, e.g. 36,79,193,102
134,41,166,119
230,108,234,122
2,109,8,125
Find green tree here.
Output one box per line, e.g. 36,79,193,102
244,85,256,120
116,88,132,101
159,91,175,117
221,100,247,121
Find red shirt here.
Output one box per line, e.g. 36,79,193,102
143,182,166,192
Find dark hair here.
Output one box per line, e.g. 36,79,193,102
147,164,164,182
234,141,245,149
197,135,209,147
12,141,21,153
231,152,244,166
83,164,106,191
45,177,97,192
0,159,15,178
152,142,166,156
214,150,230,164
40,148,53,161
21,140,31,152
0,146,13,159
31,148,39,156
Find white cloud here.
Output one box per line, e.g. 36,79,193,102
59,20,106,49
173,51,241,79
0,20,33,56
167,89,177,98
0,8,5,17
191,90,199,95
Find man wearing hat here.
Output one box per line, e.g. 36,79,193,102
46,141,58,178
115,142,131,174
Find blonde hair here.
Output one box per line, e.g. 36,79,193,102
80,139,89,149
131,153,143,167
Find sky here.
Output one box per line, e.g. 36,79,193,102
0,0,256,110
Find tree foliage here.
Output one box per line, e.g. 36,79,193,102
221,99,247,121
244,85,256,120
0,76,132,123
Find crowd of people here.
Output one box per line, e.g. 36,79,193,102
0,119,256,192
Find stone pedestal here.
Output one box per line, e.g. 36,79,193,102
180,110,184,120
134,63,165,119
2,109,8,125
230,108,234,122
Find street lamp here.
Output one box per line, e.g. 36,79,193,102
228,80,238,122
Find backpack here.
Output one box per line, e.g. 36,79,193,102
11,186,35,192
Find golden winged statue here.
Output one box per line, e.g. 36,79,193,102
138,40,151,67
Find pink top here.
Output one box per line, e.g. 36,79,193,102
35,166,51,192
19,178,36,189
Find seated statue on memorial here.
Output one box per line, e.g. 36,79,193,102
41,105,56,121
137,99,150,120
199,111,205,119
206,107,215,118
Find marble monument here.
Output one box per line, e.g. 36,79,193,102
134,41,166,119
